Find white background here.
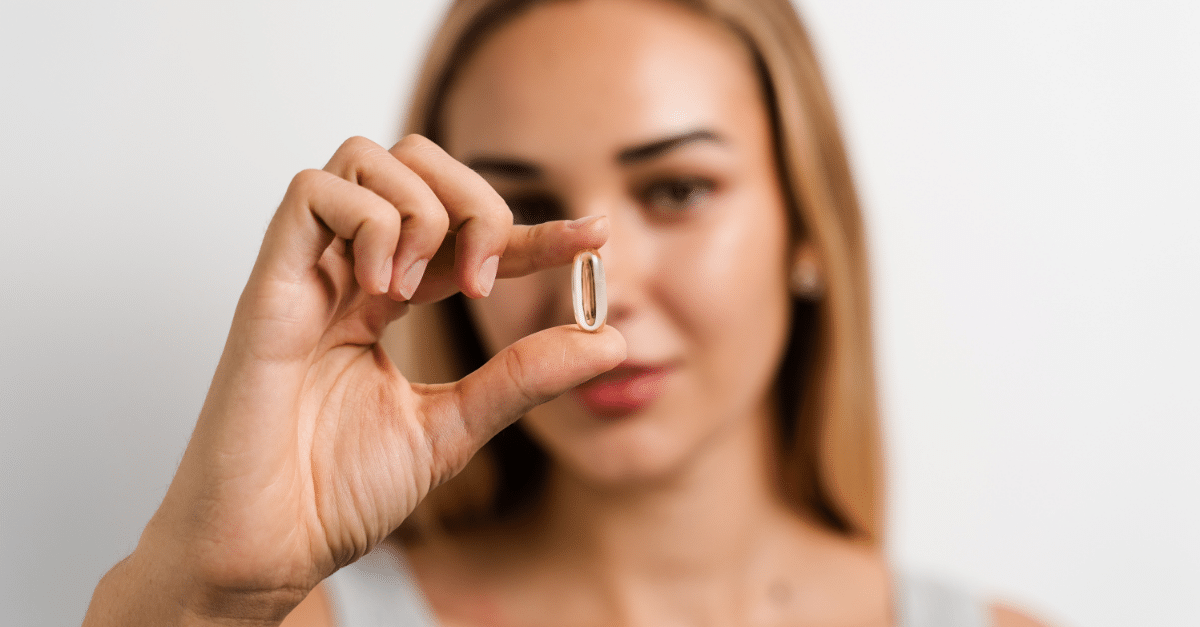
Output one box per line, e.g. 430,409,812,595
1,1,1197,625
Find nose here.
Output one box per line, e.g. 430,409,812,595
585,202,646,329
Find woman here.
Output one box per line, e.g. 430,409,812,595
84,0,1047,625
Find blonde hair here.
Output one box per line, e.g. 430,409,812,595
385,0,883,544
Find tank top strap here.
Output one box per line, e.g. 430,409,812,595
893,571,992,627
323,543,441,627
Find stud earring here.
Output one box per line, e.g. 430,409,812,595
789,258,823,300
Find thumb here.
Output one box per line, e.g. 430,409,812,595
422,325,625,473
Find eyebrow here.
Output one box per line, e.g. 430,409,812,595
463,157,543,180
617,129,724,164
463,129,725,179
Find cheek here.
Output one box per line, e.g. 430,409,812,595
664,189,792,394
679,195,788,325
466,271,566,356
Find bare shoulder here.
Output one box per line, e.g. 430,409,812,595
991,602,1055,627
279,582,335,627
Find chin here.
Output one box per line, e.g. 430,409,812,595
524,386,744,492
572,453,685,489
538,418,705,490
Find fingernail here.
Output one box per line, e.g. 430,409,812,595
567,215,603,230
398,258,428,301
477,255,499,297
379,257,393,294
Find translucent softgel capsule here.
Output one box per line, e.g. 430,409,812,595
571,250,607,332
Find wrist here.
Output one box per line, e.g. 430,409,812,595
83,534,307,627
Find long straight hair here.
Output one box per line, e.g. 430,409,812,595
385,0,884,545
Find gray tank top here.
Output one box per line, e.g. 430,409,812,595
325,544,990,627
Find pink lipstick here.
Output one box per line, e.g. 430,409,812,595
571,364,674,418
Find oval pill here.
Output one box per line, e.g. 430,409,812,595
571,250,607,332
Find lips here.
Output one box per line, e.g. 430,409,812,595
571,363,674,418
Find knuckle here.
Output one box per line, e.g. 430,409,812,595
375,202,402,231
288,168,328,196
398,133,436,154
402,188,450,226
502,348,539,407
523,221,547,249
339,135,376,155
486,192,514,227
336,136,383,182
396,134,444,164
464,185,512,229
427,207,451,234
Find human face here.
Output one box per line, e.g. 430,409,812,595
442,0,794,485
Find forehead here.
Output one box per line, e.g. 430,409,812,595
442,0,764,159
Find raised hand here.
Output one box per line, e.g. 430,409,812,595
83,135,625,627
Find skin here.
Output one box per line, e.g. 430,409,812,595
397,2,894,625
80,77,626,627
454,7,797,491
392,3,1047,627
84,1,1050,626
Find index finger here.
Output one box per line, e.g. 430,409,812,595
404,215,609,305
496,215,610,278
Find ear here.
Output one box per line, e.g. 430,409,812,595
789,239,823,299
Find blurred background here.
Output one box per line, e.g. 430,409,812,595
2,1,1197,625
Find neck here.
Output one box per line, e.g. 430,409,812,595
530,398,809,622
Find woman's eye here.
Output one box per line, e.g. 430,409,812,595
641,177,715,214
506,194,565,225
